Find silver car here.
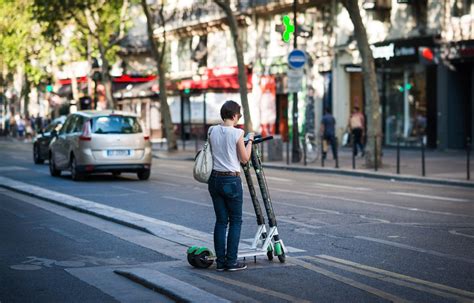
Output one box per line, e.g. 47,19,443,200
49,110,152,181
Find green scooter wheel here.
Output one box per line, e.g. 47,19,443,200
274,242,286,263
187,246,199,267
193,250,214,268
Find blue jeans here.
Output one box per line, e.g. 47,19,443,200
208,175,243,267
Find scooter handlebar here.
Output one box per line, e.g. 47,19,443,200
244,134,273,145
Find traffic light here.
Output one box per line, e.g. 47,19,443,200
281,15,295,43
46,84,53,93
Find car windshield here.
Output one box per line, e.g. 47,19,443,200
91,115,142,134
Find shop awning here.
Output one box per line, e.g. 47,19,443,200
178,65,252,91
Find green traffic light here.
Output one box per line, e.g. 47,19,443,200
46,85,53,92
184,88,190,94
282,15,295,43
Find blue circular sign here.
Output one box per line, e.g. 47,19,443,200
288,49,307,69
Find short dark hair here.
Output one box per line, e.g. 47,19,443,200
220,100,241,120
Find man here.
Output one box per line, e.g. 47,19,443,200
348,106,365,157
320,108,337,161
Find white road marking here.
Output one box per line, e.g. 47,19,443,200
312,255,474,302
314,183,372,191
264,176,292,182
152,180,179,187
111,185,148,194
449,229,474,239
290,258,410,303
355,236,474,264
0,166,28,172
389,192,470,203
273,188,474,218
159,172,194,180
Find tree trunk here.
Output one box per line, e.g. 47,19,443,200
340,0,382,167
141,0,177,151
98,43,115,110
214,0,253,132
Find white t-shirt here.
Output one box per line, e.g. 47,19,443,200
209,125,244,173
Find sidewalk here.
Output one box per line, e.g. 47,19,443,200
152,139,474,187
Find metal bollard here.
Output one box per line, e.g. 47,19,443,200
303,138,307,166
467,137,471,181
286,139,290,165
396,135,401,174
321,137,325,167
421,135,426,177
352,152,355,170
335,137,339,169
374,135,378,172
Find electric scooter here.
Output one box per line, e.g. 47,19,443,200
187,134,287,269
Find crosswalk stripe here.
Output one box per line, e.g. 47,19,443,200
289,258,411,303
198,271,311,303
309,256,473,302
317,255,474,299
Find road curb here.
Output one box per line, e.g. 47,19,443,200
151,152,473,188
263,164,474,188
115,268,230,303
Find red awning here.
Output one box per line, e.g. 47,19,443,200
178,66,252,91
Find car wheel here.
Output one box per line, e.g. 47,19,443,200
70,156,84,181
33,145,44,164
49,154,61,177
137,170,150,180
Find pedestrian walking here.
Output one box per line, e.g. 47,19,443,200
320,108,337,161
208,100,254,272
348,106,365,157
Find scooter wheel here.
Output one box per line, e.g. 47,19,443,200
193,250,214,268
277,248,286,263
267,250,274,261
187,252,198,267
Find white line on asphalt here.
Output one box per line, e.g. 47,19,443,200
152,181,179,187
311,255,474,302
289,258,410,303
388,192,471,203
264,176,292,182
355,236,474,264
273,188,474,218
198,271,311,303
159,172,194,180
0,166,28,171
314,183,372,191
449,229,474,239
111,186,148,194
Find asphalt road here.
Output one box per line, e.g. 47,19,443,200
0,138,473,302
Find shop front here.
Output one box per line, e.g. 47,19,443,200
372,36,438,148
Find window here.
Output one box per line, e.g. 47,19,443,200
72,116,85,133
452,0,472,17
59,116,74,134
91,116,142,134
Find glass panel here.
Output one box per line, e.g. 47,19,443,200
384,66,427,146
91,116,142,134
